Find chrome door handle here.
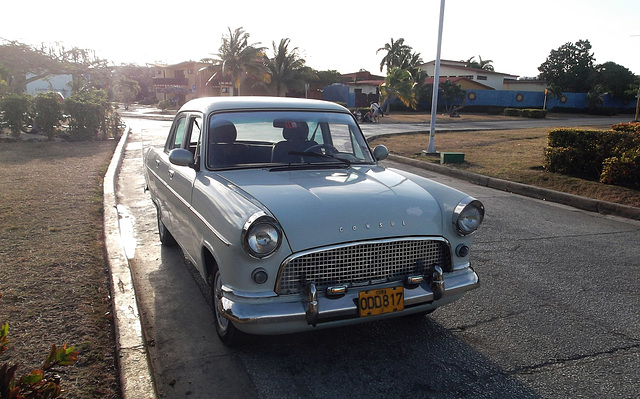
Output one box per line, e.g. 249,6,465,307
168,170,175,178
155,160,160,168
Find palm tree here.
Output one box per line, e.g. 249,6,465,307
463,56,494,71
543,83,563,110
440,79,466,113
409,67,430,105
587,84,608,110
203,27,266,95
381,67,416,112
377,38,412,73
116,76,140,110
263,38,306,96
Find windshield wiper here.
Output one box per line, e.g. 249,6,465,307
289,151,352,165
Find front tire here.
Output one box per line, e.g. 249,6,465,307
155,205,176,246
210,268,242,346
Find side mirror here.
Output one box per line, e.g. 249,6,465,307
373,145,389,161
169,148,195,167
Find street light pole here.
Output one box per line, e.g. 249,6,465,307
427,0,446,154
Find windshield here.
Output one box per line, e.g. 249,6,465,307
205,110,374,169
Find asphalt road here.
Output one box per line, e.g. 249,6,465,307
117,116,639,399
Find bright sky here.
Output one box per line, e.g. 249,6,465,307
3,0,639,78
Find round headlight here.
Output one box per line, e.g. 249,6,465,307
242,212,282,258
453,198,485,236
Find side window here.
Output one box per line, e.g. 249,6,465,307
165,116,187,153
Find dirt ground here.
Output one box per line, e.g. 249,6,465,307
0,140,121,398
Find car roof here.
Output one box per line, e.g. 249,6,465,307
177,96,350,115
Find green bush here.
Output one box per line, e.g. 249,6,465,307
34,92,64,140
545,127,640,186
503,108,520,117
611,122,640,133
504,108,547,118
600,152,640,186
63,89,118,141
1,94,31,138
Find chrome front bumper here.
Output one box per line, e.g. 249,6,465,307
219,267,479,335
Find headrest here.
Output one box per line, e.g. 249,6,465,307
210,120,237,144
282,122,309,141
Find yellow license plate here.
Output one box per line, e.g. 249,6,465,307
357,287,404,317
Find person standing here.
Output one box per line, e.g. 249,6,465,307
370,102,381,123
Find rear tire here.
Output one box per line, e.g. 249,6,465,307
156,205,176,246
209,268,242,346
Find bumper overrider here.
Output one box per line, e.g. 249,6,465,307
218,266,479,335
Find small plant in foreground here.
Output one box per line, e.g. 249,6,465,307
0,293,78,399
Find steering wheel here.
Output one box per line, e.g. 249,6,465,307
305,143,338,155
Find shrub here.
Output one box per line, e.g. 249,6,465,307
158,99,171,112
504,108,547,118
0,94,31,138
503,108,520,117
611,122,640,133
600,152,640,186
64,89,118,141
545,127,640,185
34,92,64,140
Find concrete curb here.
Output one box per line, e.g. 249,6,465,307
389,154,640,221
103,127,157,398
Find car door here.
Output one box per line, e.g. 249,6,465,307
151,114,189,235
166,113,202,258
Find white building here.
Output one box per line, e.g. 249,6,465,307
419,60,518,91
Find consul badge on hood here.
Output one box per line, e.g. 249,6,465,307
218,167,443,252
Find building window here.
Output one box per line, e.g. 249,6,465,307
477,76,487,81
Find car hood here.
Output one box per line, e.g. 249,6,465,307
217,166,444,252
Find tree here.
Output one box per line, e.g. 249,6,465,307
440,79,466,113
315,70,342,87
538,40,595,93
34,92,64,140
0,94,31,138
263,38,306,96
116,76,140,110
591,61,637,100
0,39,111,95
543,82,563,110
587,83,607,110
0,40,60,94
381,67,416,112
463,56,494,71
203,27,266,96
408,67,430,106
377,38,413,73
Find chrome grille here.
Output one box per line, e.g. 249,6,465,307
276,238,451,295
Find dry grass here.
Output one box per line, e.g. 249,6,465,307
370,125,640,208
0,140,120,398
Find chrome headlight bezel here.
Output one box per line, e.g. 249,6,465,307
452,197,485,236
242,211,282,259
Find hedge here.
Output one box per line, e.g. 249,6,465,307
504,108,547,118
544,127,640,186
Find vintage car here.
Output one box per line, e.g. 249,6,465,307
144,96,484,345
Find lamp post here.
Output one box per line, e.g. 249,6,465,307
427,0,446,154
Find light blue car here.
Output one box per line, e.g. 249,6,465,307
144,96,484,345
